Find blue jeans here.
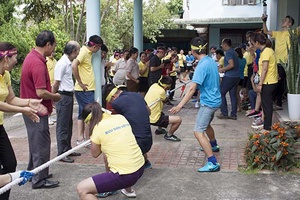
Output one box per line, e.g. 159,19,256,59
220,76,240,117
194,105,218,133
75,91,94,119
248,89,257,110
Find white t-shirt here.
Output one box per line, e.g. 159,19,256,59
113,58,127,85
54,54,74,92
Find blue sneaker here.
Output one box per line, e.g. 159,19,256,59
199,145,220,152
95,191,118,198
144,160,152,169
198,162,220,172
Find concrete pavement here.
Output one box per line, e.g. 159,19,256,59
5,93,300,199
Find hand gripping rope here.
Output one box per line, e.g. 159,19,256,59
0,107,112,195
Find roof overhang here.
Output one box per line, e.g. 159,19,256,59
173,17,262,25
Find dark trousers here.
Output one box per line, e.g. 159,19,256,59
220,76,240,117
23,115,50,188
0,125,17,200
261,83,278,130
56,94,74,155
169,76,176,99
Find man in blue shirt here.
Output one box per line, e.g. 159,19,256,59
217,38,240,120
170,37,221,172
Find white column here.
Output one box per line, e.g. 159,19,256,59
134,0,143,53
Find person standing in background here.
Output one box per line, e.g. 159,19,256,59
125,47,140,92
46,52,57,125
138,51,149,96
52,41,81,163
72,35,103,145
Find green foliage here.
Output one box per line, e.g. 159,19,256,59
0,0,16,25
245,122,300,172
285,28,300,94
166,0,183,16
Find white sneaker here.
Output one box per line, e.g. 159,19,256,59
195,101,200,108
121,189,136,198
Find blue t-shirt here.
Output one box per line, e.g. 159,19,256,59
112,92,152,139
192,56,221,108
224,48,240,78
186,55,194,63
238,57,246,79
255,49,261,66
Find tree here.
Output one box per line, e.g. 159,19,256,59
0,0,16,25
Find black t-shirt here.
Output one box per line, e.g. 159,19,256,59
148,55,162,84
112,92,152,139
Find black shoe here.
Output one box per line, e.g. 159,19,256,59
60,156,74,163
33,180,60,189
166,101,173,105
155,129,168,135
228,116,237,120
29,173,52,182
69,152,81,156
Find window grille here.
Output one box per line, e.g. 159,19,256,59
222,0,261,5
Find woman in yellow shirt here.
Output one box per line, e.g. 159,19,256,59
251,33,278,131
77,102,144,199
0,42,47,199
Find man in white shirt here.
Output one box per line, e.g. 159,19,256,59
52,41,81,163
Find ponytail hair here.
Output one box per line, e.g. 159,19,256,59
82,102,103,136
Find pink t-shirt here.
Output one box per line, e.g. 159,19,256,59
20,49,52,114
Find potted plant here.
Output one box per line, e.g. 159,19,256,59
285,28,300,120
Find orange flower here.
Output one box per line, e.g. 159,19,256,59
283,150,289,155
280,141,289,147
253,133,261,139
253,140,259,146
254,156,260,163
263,131,270,135
263,138,269,144
272,122,280,130
271,155,276,162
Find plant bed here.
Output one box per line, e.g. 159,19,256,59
244,122,300,172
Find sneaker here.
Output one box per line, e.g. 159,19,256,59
164,134,181,142
246,110,260,118
144,160,152,169
95,191,118,198
155,129,168,135
198,162,220,172
200,145,220,152
228,116,237,120
216,113,228,119
121,189,136,198
245,109,254,115
166,100,173,106
275,105,283,110
169,97,176,101
76,139,85,145
252,118,264,126
195,101,200,108
251,124,264,130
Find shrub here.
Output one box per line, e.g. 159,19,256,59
244,122,299,172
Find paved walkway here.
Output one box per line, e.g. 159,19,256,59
5,92,300,199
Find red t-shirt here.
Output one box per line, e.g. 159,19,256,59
20,49,52,114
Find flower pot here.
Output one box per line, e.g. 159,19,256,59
287,93,300,121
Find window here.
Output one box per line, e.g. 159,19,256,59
222,0,261,5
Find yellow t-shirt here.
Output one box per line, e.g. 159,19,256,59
46,57,57,85
218,56,224,68
178,54,186,67
91,113,144,174
272,30,290,64
74,46,95,91
138,61,148,77
258,47,278,84
144,83,166,123
0,71,11,125
243,51,257,77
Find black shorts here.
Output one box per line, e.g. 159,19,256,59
180,66,186,72
150,112,169,128
136,137,153,154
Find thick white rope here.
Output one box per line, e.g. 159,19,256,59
0,139,91,195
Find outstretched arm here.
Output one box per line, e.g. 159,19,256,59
262,15,273,36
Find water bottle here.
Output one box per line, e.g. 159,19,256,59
263,0,267,16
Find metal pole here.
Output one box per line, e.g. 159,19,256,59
86,0,102,103
134,0,143,53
